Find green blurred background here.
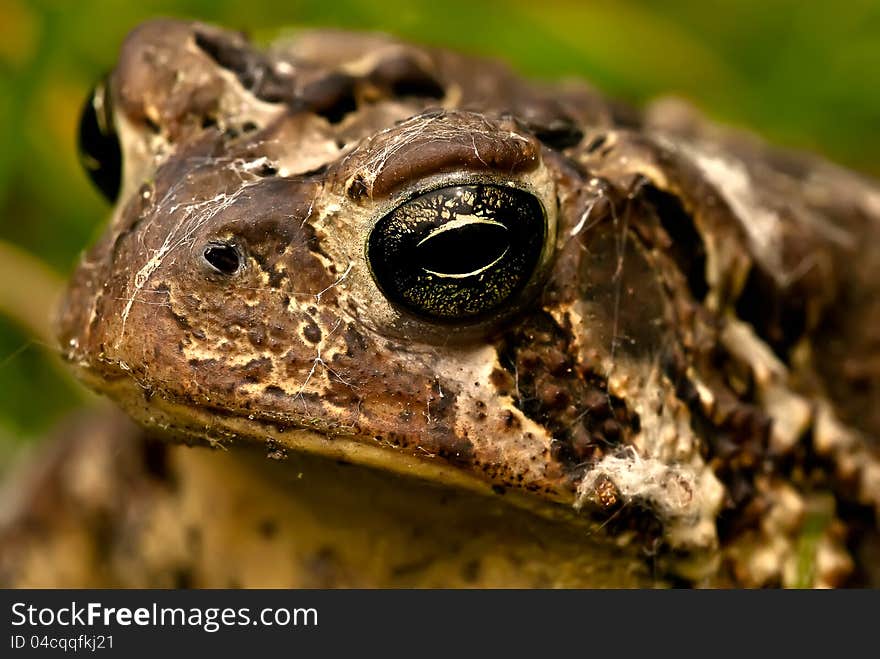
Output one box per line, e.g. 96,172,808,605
1,0,879,466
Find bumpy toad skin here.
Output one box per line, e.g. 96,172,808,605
25,19,880,586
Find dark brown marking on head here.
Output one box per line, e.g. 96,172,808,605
735,264,807,363
342,323,368,358
496,311,638,471
141,438,171,484
299,72,359,124
194,28,297,104
642,184,709,302
346,174,368,201
257,518,278,539
300,221,334,263
238,357,273,384
584,133,608,153
433,433,475,466
471,399,488,422
501,409,520,430
263,384,286,398
167,305,193,333
367,55,445,100
519,115,584,150
247,325,266,349
460,559,481,584
302,318,322,344
489,368,514,396
661,344,772,539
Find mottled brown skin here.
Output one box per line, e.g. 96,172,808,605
4,19,880,586
2,408,655,588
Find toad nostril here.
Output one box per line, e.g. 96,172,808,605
203,242,241,275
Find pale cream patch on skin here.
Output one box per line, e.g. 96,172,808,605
232,323,353,405
262,114,342,177
721,317,812,453
328,43,430,79
578,131,671,190
114,111,171,218
726,482,852,588
814,402,880,512
688,150,783,274
604,365,723,553
738,479,804,587
432,344,560,492
859,184,880,224
114,54,285,210
557,302,723,554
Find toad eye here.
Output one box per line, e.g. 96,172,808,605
77,77,122,203
202,241,242,275
367,184,546,321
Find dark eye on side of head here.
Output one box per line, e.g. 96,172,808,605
202,242,242,275
367,184,546,322
77,77,122,203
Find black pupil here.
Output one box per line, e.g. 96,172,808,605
203,244,240,274
417,222,509,276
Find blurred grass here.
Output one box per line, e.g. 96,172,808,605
1,0,879,456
